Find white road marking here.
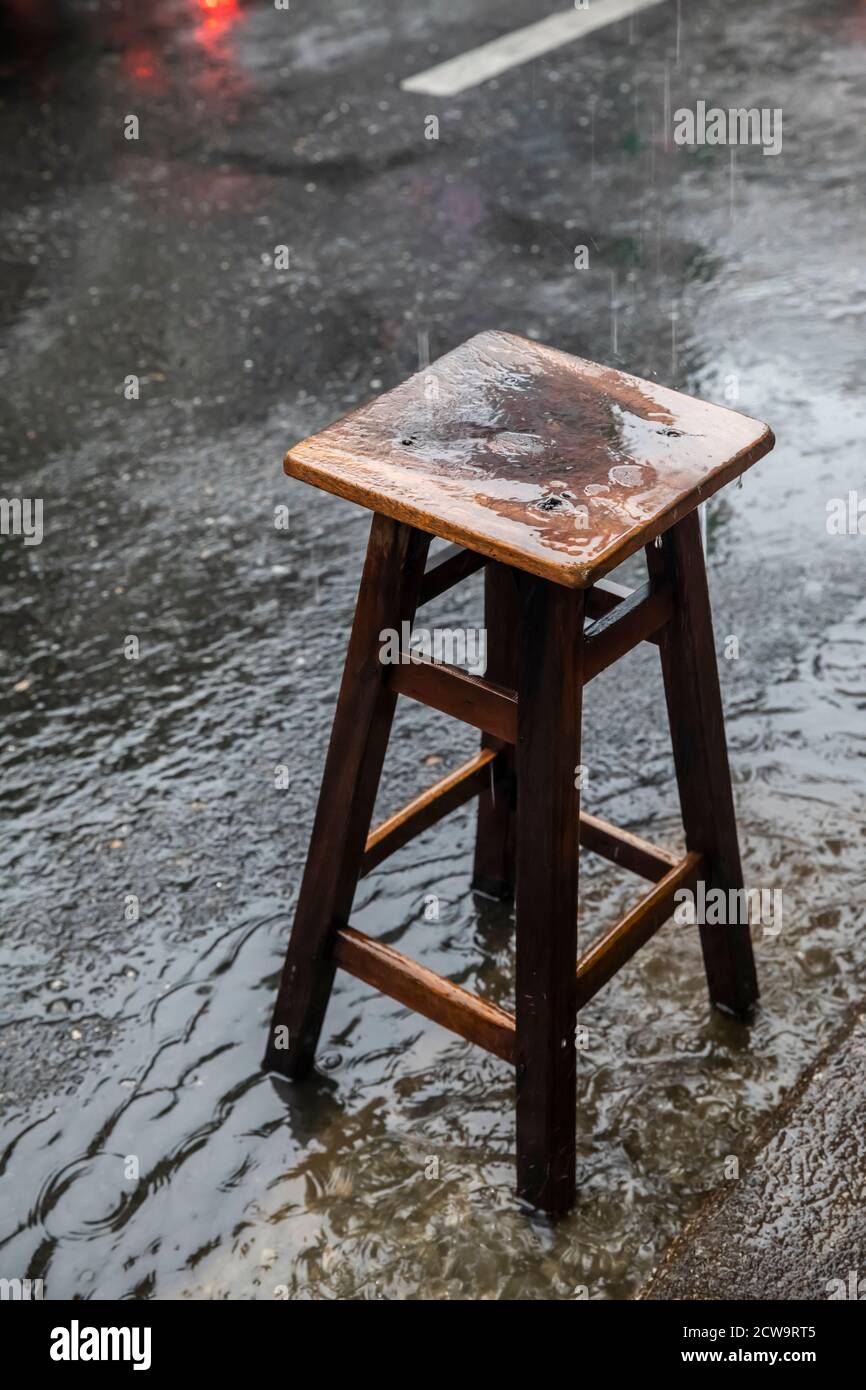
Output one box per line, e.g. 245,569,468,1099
402,0,671,97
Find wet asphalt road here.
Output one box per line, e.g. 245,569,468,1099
0,0,864,1298
643,998,866,1300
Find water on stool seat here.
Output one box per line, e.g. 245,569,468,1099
283,329,774,587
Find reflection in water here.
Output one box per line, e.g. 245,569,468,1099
194,0,243,48
127,50,156,81
111,0,247,97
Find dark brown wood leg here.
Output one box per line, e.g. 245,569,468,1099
646,512,759,1019
263,515,431,1078
472,562,519,900
514,576,584,1216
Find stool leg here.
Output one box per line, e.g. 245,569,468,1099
647,512,759,1018
472,562,519,900
264,515,430,1079
514,576,584,1215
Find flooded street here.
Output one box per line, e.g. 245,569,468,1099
1,0,864,1298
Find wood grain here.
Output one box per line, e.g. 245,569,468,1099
419,542,487,605
472,562,520,899
388,651,518,742
585,576,662,645
361,747,501,877
575,851,704,1010
646,513,759,1017
579,809,679,882
284,330,775,588
583,579,673,682
515,575,584,1215
333,926,517,1064
263,515,430,1078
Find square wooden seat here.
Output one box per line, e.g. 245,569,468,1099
285,330,774,587
265,331,775,1217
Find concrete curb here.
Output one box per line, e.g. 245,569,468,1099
640,1002,866,1301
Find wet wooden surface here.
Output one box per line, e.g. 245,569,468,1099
285,330,775,586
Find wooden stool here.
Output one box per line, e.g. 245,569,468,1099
264,331,775,1216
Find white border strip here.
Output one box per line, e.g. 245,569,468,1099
402,0,670,97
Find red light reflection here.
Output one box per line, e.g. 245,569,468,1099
195,0,242,46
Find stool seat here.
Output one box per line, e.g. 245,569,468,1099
285,330,774,586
